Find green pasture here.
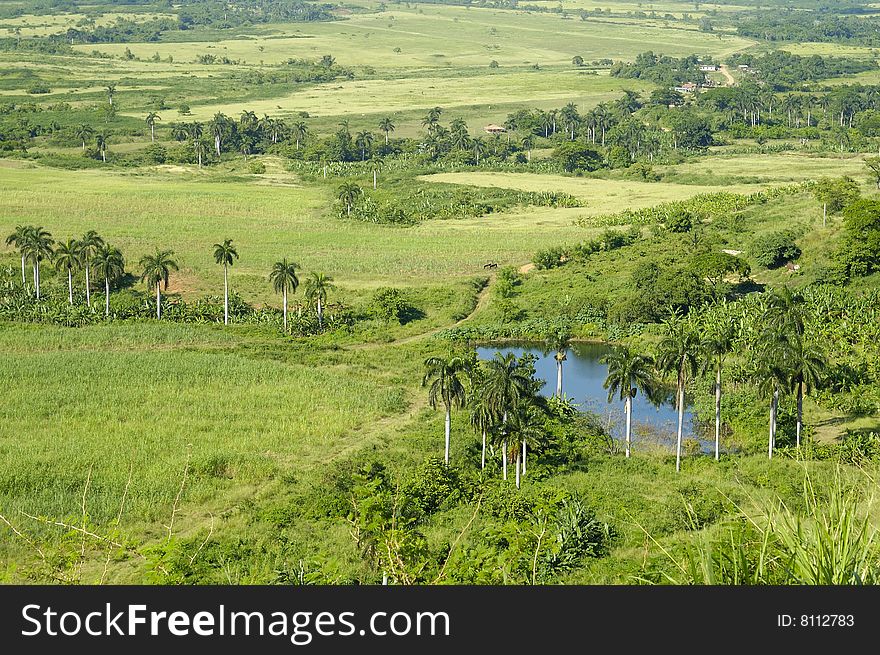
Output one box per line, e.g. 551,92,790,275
0,162,592,298
660,152,871,184
73,5,753,69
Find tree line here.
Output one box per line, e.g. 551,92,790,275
4,227,336,330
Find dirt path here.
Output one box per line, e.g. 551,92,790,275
719,65,736,87
350,276,493,350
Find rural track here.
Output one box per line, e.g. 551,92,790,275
348,274,494,351
719,65,736,87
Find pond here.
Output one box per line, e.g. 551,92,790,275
476,342,707,452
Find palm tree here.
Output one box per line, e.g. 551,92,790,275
5,225,32,287
656,318,701,472
74,124,94,152
422,107,442,131
504,400,543,488
145,112,160,142
79,230,104,307
337,182,362,217
95,132,108,163
290,121,308,151
91,244,125,317
544,327,572,398
701,318,735,461
379,117,395,145
787,338,826,448
139,250,178,319
188,122,204,167
472,137,485,165
305,272,334,329
23,226,53,299
209,113,231,156
53,239,81,304
469,377,500,471
369,157,383,190
106,84,116,107
602,346,658,458
269,258,299,331
521,134,533,162
355,130,374,161
482,352,535,480
755,351,786,460
423,355,470,464
212,238,239,325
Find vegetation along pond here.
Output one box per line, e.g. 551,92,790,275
476,343,707,452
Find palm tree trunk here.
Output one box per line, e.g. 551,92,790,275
20,255,25,287
481,430,486,470
625,395,632,458
796,381,803,448
85,265,91,306
768,387,778,459
522,440,527,476
282,287,288,331
373,169,377,190
101,149,106,163
823,202,827,227
715,364,722,461
67,268,73,304
223,264,229,325
105,276,110,317
35,261,40,299
502,439,508,480
317,298,323,329
556,357,563,398
444,406,451,465
675,384,684,472
156,282,161,319
151,124,155,142
515,449,521,489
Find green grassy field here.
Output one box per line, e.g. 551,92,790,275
2,0,880,587
0,162,594,298
660,152,871,183
420,170,763,207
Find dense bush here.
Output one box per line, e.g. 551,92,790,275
751,229,801,268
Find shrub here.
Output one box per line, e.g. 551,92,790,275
248,160,266,174
751,230,801,268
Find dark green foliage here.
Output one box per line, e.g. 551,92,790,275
552,141,603,173
751,229,802,268
837,198,880,278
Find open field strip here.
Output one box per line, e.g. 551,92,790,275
661,152,870,182
0,164,590,297
73,5,754,68
419,171,763,206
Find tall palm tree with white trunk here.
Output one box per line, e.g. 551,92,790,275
469,376,500,471
482,352,535,481
504,400,543,489
269,259,299,331
5,225,32,288
23,226,54,299
602,346,657,458
423,355,470,465
139,249,178,319
79,230,104,307
656,318,701,472
701,317,735,461
145,112,160,142
91,244,125,317
305,272,334,329
378,116,395,145
53,239,81,304
212,238,239,325
544,326,572,398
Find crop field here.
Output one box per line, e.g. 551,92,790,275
0,163,593,297
74,6,752,68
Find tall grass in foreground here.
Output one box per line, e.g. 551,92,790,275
648,472,880,585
